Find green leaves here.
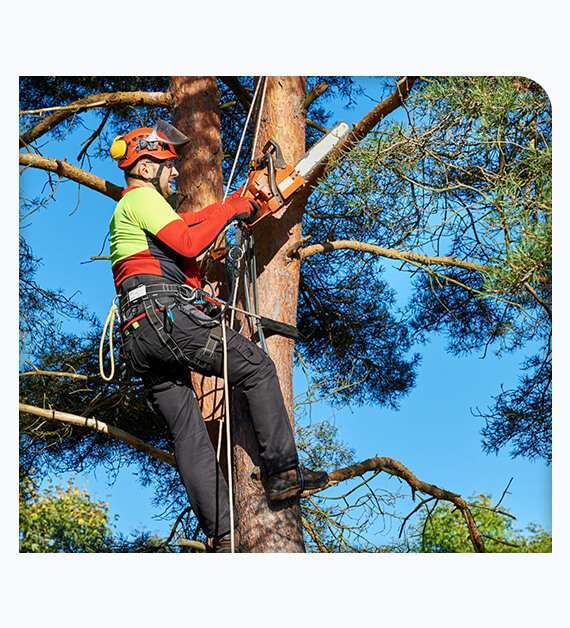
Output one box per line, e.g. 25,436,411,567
415,494,551,553
19,477,113,553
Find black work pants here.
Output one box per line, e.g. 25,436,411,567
123,299,299,539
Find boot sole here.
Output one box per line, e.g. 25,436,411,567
268,480,329,502
267,485,303,501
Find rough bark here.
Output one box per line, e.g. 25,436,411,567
170,76,226,441
233,77,307,553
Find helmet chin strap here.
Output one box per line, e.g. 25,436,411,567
128,162,167,197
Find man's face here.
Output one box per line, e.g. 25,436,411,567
157,160,179,198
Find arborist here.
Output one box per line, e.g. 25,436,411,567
108,120,328,552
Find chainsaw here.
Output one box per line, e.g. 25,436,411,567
206,121,350,261
242,121,350,229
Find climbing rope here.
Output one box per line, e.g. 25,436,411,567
220,315,236,553
99,300,119,381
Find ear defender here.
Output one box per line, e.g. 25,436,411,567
110,136,128,161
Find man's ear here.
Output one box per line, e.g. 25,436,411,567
134,160,152,180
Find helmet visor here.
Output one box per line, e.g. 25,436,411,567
146,119,189,146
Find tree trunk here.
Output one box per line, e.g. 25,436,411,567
171,76,308,552
170,76,226,449
233,77,307,552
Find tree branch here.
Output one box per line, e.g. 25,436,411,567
21,401,484,551
178,539,207,552
307,456,486,552
19,403,175,466
19,152,122,201
77,109,112,162
288,238,491,274
523,282,552,319
303,76,417,190
20,91,172,147
219,76,252,111
307,119,330,135
303,81,329,111
19,370,88,381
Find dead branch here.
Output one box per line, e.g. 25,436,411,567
302,516,329,552
77,109,111,162
306,456,486,552
20,91,172,147
19,370,88,381
289,238,491,274
19,403,175,466
304,77,418,190
178,539,207,552
19,152,122,201
161,507,190,549
398,496,437,538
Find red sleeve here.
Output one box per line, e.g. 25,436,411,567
180,190,250,226
180,200,228,227
155,201,236,258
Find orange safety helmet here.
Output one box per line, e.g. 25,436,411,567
110,120,189,170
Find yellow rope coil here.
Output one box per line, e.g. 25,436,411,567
99,302,118,382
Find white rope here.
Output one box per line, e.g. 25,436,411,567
251,77,268,162
220,315,236,553
222,77,265,202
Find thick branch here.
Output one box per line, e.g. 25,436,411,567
19,403,175,466
19,152,122,201
304,76,417,190
20,91,172,147
289,239,491,274
308,456,485,552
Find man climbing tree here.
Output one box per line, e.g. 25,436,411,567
19,76,551,553
106,117,328,551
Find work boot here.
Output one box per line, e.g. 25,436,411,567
208,532,233,553
264,465,329,502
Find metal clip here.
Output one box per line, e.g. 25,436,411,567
178,285,198,302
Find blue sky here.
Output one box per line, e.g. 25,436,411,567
19,77,551,544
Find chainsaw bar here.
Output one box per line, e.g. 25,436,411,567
294,121,350,179
271,121,350,199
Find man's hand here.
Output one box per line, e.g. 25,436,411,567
225,189,261,223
